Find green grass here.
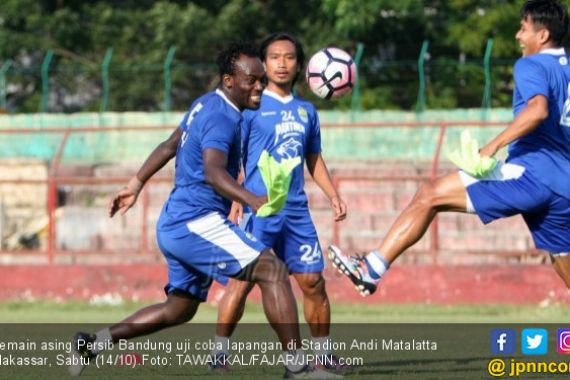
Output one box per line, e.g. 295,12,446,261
1,300,570,323
1,301,569,379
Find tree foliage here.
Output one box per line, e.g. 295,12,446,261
0,0,557,112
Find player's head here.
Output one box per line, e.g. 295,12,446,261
517,0,568,56
216,41,265,110
260,32,305,88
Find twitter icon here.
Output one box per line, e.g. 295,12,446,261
522,329,548,355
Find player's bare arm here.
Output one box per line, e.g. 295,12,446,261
108,128,182,217
228,169,245,223
203,148,266,212
306,152,347,221
480,95,548,157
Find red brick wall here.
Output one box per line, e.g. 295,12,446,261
305,162,535,262
1,264,567,305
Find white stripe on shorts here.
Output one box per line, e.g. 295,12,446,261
458,162,525,213
186,212,260,269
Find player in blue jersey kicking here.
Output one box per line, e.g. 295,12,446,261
105,34,348,378
329,0,570,297
208,32,351,373
70,42,337,379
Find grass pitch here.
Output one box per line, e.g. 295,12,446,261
1,301,569,379
1,300,570,323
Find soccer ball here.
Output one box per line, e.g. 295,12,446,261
306,47,357,99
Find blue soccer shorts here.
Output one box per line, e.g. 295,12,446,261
157,212,267,301
242,209,324,274
459,162,570,254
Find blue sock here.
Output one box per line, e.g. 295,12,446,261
365,250,390,280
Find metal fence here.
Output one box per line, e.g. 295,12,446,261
0,39,515,113
0,121,540,265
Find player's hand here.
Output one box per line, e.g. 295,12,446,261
228,201,244,224
249,195,268,214
331,196,347,221
108,188,139,218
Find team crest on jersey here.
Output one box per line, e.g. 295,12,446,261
276,137,302,159
297,106,308,123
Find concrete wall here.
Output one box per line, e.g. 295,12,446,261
0,159,48,250
0,264,567,305
0,109,512,162
0,159,536,264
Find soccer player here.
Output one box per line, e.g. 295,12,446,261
209,32,350,372
329,0,570,297
106,34,347,377
70,42,334,379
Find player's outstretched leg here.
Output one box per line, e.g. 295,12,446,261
293,272,353,372
328,245,379,296
209,279,255,371
69,292,200,376
330,173,468,296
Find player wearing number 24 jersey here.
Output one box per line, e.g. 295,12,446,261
240,90,324,272
214,33,350,375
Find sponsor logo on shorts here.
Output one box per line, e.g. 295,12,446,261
245,232,257,242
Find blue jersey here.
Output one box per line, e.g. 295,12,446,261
241,90,321,213
158,89,242,230
508,48,570,199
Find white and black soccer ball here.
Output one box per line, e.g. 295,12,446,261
306,47,357,99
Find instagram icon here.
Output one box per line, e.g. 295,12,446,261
557,329,570,354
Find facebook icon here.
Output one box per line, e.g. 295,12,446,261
491,329,516,355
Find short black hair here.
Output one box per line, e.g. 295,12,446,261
216,41,259,77
521,0,569,45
